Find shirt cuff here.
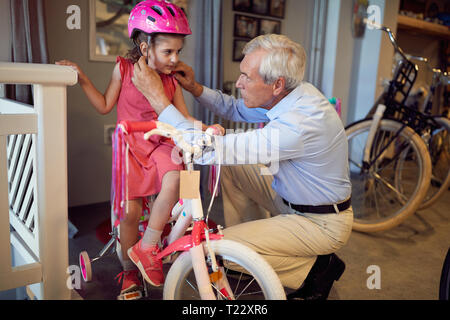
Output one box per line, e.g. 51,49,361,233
158,104,193,130
195,86,216,106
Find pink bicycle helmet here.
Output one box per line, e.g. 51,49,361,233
128,0,192,39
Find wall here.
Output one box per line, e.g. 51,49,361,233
0,1,11,61
222,0,315,86
45,0,116,206
44,0,197,206
0,0,11,98
320,0,401,125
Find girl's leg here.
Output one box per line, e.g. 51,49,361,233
141,170,180,249
128,171,180,286
119,199,142,266
117,199,143,294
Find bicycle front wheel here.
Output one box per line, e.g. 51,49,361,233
163,239,286,300
346,119,431,232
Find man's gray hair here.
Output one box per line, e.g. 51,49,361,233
243,34,307,91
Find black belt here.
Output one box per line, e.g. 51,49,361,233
282,197,351,214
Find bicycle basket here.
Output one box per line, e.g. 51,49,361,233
384,58,418,108
366,58,418,119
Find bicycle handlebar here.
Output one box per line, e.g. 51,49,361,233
364,18,409,61
118,120,216,159
118,120,157,133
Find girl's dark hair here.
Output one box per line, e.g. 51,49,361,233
125,32,155,63
125,32,186,63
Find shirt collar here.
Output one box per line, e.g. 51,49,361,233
265,83,303,121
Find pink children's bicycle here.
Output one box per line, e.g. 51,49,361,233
79,120,286,300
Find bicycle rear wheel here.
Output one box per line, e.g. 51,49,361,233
163,239,286,300
420,117,450,209
346,119,431,232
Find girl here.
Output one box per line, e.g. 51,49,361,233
57,0,222,297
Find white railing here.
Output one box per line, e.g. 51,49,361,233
0,62,77,299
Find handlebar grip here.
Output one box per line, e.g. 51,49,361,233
119,120,157,133
205,126,221,136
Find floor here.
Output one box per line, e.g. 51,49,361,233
68,189,450,300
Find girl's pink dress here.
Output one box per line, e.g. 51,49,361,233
112,56,184,220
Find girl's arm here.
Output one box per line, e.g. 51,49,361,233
56,60,121,115
172,83,225,134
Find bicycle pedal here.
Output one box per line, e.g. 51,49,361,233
162,251,180,264
117,290,143,300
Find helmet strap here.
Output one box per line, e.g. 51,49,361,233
146,35,152,65
133,34,152,62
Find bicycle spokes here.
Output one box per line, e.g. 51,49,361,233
348,121,426,224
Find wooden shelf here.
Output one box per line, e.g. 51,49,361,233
397,15,450,39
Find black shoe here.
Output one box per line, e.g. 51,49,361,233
287,253,345,300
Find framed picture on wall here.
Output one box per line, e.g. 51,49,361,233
233,39,249,61
251,0,269,15
268,0,285,19
233,0,252,13
89,0,133,62
234,14,259,39
259,18,281,35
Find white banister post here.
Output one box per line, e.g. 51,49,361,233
0,136,12,276
0,62,77,299
33,84,70,300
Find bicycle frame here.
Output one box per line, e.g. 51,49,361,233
156,179,225,299
119,120,234,300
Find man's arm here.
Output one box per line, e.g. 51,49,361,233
196,87,268,123
175,61,268,123
159,105,304,166
131,56,171,114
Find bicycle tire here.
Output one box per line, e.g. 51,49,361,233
420,117,450,209
439,248,450,300
345,119,431,232
163,239,286,300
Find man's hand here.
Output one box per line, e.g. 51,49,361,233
132,56,171,114
174,61,204,97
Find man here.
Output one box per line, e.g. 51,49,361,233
132,34,353,300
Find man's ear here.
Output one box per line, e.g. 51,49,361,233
273,77,286,96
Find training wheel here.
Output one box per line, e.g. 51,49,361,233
79,251,92,282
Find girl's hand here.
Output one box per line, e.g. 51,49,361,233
207,124,225,136
55,60,87,84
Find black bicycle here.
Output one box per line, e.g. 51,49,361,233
346,19,449,232
440,248,450,300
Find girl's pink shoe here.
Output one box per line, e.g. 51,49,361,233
128,240,164,287
115,269,142,294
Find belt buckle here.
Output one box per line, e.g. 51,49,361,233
287,201,293,210
333,204,339,214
